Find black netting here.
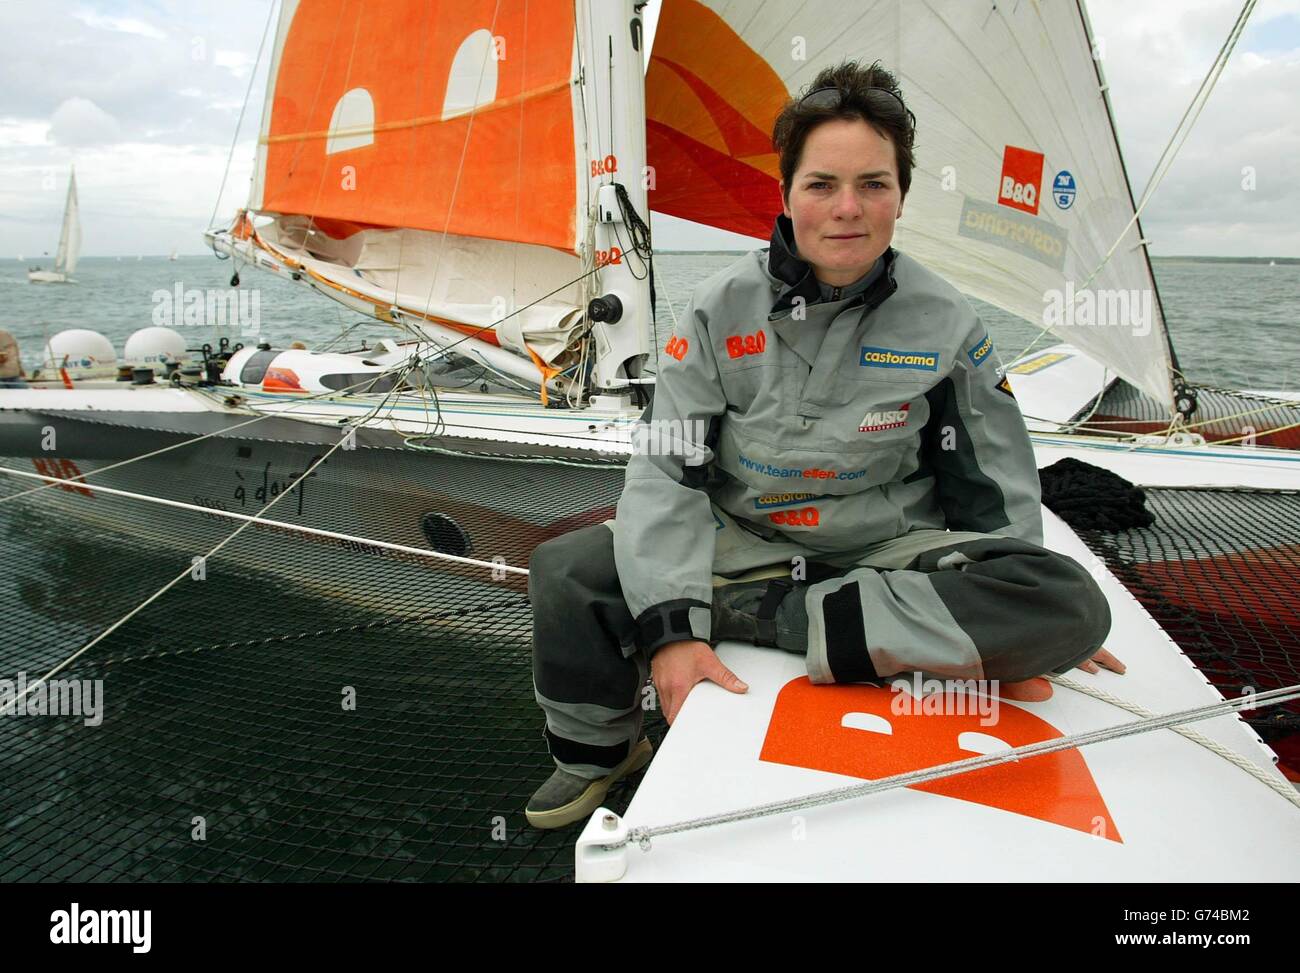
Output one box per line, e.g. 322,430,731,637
1071,487,1300,776
0,433,670,882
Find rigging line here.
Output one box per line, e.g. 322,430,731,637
1066,0,1258,304
0,363,424,505
297,3,366,253
1007,0,1257,371
283,0,348,182
1049,674,1300,809
93,595,533,669
397,438,626,468
1056,369,1114,435
611,685,1300,852
0,466,530,576
398,263,603,358
206,0,278,238
570,0,600,410
509,0,531,327
390,0,437,306
236,384,639,449
0,360,428,719
313,318,370,353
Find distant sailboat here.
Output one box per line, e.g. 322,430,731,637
28,167,81,284
169,249,179,261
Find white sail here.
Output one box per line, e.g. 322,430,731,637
646,0,1176,409
54,167,81,276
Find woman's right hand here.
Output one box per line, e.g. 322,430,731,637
651,639,748,725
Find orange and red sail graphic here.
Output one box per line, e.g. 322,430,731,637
762,677,1122,841
646,0,788,239
259,0,578,251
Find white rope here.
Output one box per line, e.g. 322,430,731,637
0,465,528,577
616,684,1300,851
1049,673,1299,807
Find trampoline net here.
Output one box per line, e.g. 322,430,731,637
1070,486,1300,778
0,437,667,883
3,438,1296,882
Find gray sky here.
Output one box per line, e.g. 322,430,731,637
1,0,1297,257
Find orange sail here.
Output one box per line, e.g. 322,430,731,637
255,0,579,252
645,0,786,240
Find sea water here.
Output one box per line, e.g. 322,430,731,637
1,253,1296,393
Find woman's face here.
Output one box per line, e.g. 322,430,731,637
780,117,904,287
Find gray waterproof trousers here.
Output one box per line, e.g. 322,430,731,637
530,518,1111,779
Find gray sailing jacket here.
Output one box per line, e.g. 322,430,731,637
613,214,1044,655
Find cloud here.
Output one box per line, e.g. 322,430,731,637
0,0,1295,257
71,9,167,41
47,96,121,146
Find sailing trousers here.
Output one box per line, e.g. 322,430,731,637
530,519,1111,778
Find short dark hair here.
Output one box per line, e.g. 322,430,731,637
772,59,916,204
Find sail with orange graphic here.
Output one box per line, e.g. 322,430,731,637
644,0,1176,410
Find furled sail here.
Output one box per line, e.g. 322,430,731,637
242,0,593,379
646,0,1176,410
55,167,81,276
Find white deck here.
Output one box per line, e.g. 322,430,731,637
598,511,1300,882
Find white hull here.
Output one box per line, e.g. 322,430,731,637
27,270,71,284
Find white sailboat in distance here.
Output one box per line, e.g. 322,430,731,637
27,167,81,284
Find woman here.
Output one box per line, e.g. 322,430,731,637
525,60,1121,830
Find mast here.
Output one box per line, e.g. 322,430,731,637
574,0,655,403
212,0,656,409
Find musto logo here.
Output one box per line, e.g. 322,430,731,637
761,678,1121,840
998,145,1045,216
859,403,910,433
663,334,688,361
859,346,938,371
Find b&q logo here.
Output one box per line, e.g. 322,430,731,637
725,330,767,359
594,246,623,268
591,154,618,177
664,335,689,361
768,506,819,527
761,678,1121,840
998,145,1045,216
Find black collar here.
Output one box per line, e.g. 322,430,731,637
766,213,898,316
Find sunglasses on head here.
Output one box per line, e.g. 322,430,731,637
797,85,914,127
